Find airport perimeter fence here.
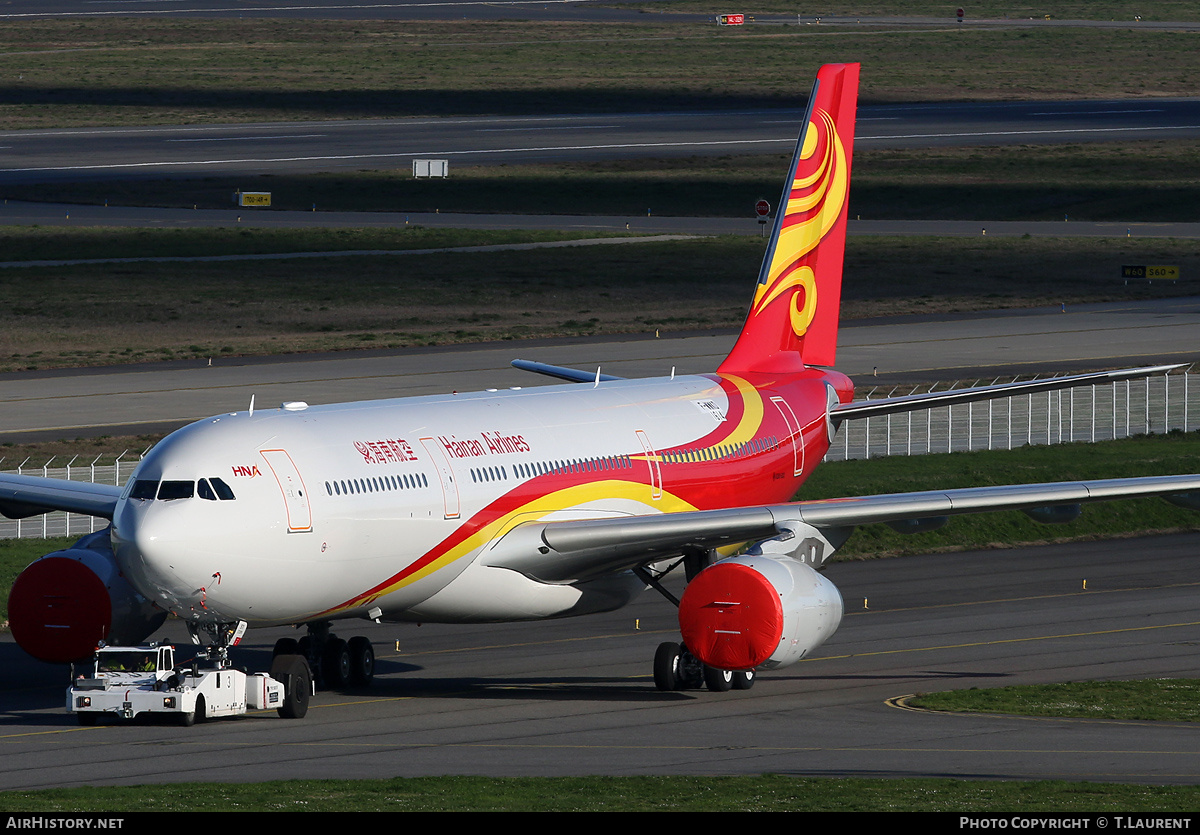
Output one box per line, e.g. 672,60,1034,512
823,367,1198,462
1,369,1196,539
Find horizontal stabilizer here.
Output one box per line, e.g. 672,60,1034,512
511,359,624,384
832,364,1183,425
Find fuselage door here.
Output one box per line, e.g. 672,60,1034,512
260,448,313,533
770,396,804,477
635,429,663,501
420,437,461,520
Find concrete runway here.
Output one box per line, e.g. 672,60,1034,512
6,99,1200,185
2,534,1199,787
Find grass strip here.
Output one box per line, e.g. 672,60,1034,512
2,774,1200,811
0,232,1194,372
0,535,75,626
1,19,1197,130
908,679,1200,722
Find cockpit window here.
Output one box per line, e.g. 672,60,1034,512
130,480,158,500
130,477,235,502
157,480,194,501
197,478,236,501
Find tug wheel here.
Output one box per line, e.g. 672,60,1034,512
272,654,312,720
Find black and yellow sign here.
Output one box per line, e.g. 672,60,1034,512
1122,265,1179,280
238,192,272,207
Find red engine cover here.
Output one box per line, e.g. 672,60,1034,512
8,556,113,663
678,561,783,670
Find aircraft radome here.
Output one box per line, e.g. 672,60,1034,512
5,64,1199,700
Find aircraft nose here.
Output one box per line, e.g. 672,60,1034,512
113,499,207,616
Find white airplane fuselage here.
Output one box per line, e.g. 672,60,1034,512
111,370,848,631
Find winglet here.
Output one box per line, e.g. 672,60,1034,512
718,63,859,375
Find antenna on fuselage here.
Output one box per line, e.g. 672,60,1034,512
248,395,255,417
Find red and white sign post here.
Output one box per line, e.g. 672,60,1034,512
755,198,771,235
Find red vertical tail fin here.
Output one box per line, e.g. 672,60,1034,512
718,63,859,375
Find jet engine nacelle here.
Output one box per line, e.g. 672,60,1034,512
7,528,167,664
678,554,843,671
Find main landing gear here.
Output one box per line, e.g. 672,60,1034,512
272,622,375,691
639,552,757,694
653,641,755,692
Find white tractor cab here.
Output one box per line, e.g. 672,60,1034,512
68,642,311,726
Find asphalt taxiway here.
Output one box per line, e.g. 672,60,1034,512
2,534,1199,787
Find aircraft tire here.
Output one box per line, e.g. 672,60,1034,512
653,641,682,691
732,669,756,690
348,636,374,687
272,655,311,719
703,665,734,692
322,638,351,689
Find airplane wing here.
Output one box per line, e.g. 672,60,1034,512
0,472,121,520
487,472,1200,584
831,364,1182,424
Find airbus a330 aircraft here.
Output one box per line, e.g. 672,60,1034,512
5,64,1199,699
